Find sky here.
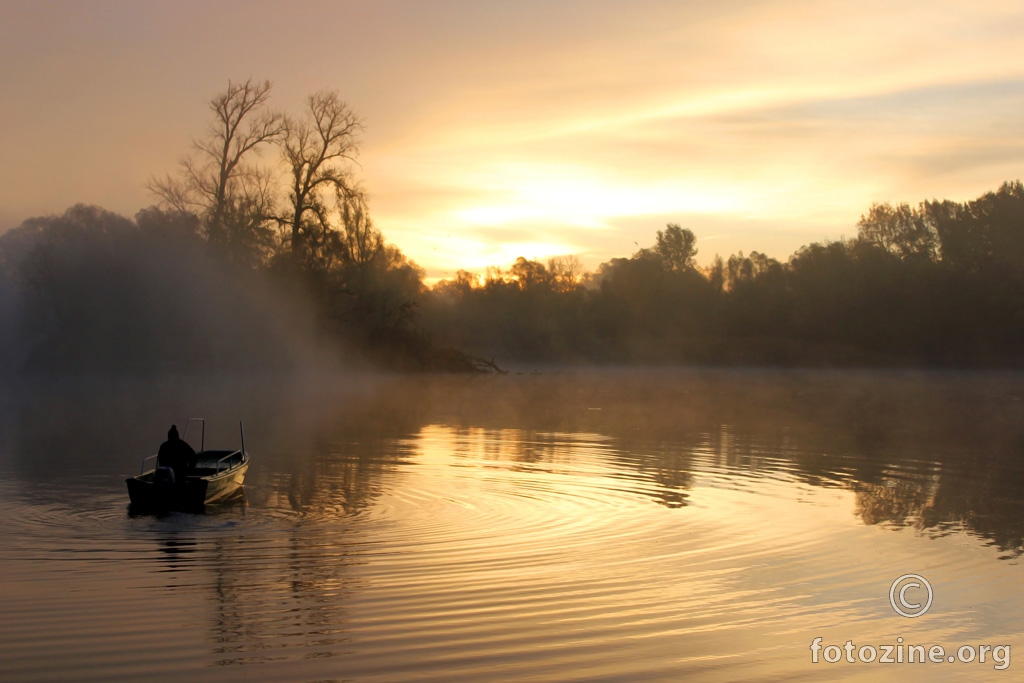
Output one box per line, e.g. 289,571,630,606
2,0,1023,279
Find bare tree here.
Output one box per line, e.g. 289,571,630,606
279,90,361,267
548,255,584,292
149,78,285,265
339,189,383,265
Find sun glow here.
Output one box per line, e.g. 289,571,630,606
4,1,1021,284
452,164,745,229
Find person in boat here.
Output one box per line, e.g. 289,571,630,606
157,425,197,486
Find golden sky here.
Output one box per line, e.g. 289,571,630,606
2,0,1023,278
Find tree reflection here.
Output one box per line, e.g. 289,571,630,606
408,371,1024,557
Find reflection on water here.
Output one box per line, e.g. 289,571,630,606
0,370,1022,681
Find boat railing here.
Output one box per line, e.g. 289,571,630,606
216,450,243,474
139,454,159,475
183,418,205,453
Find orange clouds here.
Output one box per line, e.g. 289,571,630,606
2,1,1023,276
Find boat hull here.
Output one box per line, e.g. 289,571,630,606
203,458,249,503
126,452,248,512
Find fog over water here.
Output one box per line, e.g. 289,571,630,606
1,369,1022,681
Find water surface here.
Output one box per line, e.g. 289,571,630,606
1,370,1022,681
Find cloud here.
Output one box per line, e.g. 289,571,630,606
2,0,1023,277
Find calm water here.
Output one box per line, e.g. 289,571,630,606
1,370,1022,682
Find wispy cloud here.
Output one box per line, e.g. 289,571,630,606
2,0,1023,276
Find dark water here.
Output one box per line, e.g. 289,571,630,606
1,370,1022,682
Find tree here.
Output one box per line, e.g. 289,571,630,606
706,255,725,293
432,270,479,299
279,90,361,268
654,223,698,271
509,257,550,290
925,181,1024,272
339,189,384,265
725,250,781,290
149,79,285,266
548,255,584,292
857,202,937,260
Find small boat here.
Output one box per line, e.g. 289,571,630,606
126,418,249,512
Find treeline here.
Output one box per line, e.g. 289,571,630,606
0,79,478,375
1,78,1022,373
424,182,1024,367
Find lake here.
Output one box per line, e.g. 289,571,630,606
1,369,1021,681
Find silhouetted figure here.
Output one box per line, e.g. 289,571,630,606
157,425,196,487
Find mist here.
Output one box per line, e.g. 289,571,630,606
0,204,338,378
5,80,1021,378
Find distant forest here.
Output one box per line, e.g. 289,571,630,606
1,79,1022,374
